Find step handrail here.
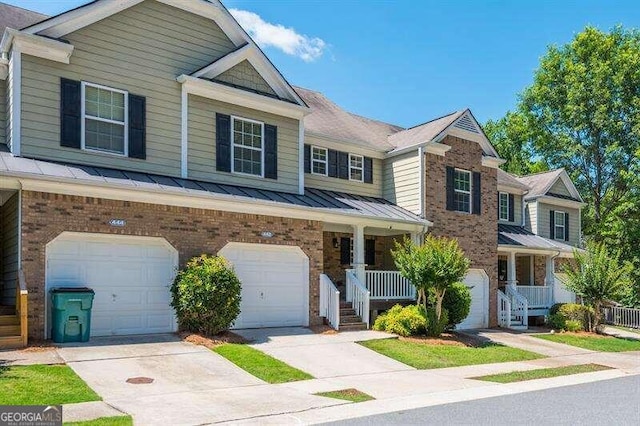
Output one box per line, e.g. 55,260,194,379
506,285,528,328
16,269,28,346
497,289,511,328
345,270,370,327
319,274,340,330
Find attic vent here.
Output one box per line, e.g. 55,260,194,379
453,114,480,134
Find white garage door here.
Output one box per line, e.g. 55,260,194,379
46,233,178,337
457,269,489,330
219,243,309,329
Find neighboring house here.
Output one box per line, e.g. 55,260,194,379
0,0,583,347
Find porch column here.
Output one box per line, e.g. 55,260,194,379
352,224,366,283
507,252,517,288
410,232,423,245
546,255,555,305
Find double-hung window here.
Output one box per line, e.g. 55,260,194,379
82,82,128,155
554,211,566,240
499,192,510,221
232,116,264,176
311,146,328,175
349,154,364,182
453,169,472,213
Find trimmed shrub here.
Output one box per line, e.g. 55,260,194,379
373,304,428,337
170,254,242,335
435,283,471,329
425,308,449,337
564,319,584,332
546,303,594,332
547,313,566,331
549,303,565,315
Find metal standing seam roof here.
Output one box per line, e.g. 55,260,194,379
498,223,577,253
0,150,426,224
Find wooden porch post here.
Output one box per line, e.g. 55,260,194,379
352,224,366,284
507,251,517,287
546,255,555,304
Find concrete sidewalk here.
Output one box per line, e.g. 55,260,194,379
602,326,640,340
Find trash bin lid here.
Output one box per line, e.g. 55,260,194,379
50,287,95,294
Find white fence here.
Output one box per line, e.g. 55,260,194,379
365,271,416,300
319,274,340,330
516,285,553,308
605,307,640,329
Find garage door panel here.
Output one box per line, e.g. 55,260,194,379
47,234,177,337
457,270,488,330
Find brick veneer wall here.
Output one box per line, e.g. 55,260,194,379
534,255,547,285
21,191,323,340
424,135,499,326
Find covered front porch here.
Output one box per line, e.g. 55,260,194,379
319,223,421,331
497,224,577,330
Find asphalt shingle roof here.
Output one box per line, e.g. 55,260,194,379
497,169,530,191
0,2,48,34
387,110,465,151
515,169,565,200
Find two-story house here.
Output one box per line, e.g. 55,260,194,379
0,0,582,347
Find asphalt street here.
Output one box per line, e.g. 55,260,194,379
325,375,640,425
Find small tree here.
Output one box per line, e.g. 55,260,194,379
392,235,470,323
171,254,242,335
563,242,633,330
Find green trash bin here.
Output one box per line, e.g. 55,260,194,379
50,287,95,343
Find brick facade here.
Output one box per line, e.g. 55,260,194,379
20,191,324,340
424,135,499,326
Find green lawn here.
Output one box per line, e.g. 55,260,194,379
213,344,313,383
535,333,640,352
315,388,375,403
473,364,612,383
0,364,100,405
359,339,542,369
65,416,133,426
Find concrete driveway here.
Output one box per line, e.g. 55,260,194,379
56,334,343,425
235,327,414,378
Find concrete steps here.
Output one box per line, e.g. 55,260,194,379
0,313,24,349
338,301,368,331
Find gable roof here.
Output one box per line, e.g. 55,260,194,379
0,2,47,34
515,168,583,202
388,110,464,150
497,169,530,192
295,86,403,151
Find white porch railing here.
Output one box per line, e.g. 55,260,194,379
506,286,528,328
605,307,640,329
319,274,340,330
365,271,416,300
497,289,511,328
516,285,553,309
346,270,370,327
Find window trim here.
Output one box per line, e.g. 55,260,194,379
499,192,510,221
311,145,328,176
349,153,364,182
80,81,129,157
230,115,265,178
453,168,472,213
554,210,566,240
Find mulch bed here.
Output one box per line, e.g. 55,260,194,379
400,332,485,347
179,331,249,348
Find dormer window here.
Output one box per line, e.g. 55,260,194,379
499,192,510,221
82,82,128,155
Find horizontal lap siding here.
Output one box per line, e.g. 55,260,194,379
382,151,420,213
536,202,580,246
305,153,383,197
549,179,573,197
1,193,19,305
188,94,300,193
0,78,5,145
524,201,537,234
20,0,236,176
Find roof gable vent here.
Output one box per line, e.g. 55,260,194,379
453,113,480,134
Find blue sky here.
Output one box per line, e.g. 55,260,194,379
7,0,640,127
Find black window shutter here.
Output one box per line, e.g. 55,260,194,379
365,239,376,265
60,78,81,148
564,213,570,241
216,113,231,172
338,151,349,180
304,144,311,173
550,210,555,238
446,166,455,211
128,94,146,159
508,194,515,222
364,157,373,184
328,149,338,177
340,237,351,265
264,124,277,179
472,171,481,215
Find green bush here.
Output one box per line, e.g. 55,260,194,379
549,303,565,315
547,313,566,330
425,308,449,337
436,283,471,328
373,304,428,337
170,254,242,335
564,319,584,332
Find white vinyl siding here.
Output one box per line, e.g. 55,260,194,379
382,150,420,214
349,154,364,182
311,146,327,176
188,94,300,193
536,202,580,246
0,78,6,145
1,193,19,305
19,0,236,176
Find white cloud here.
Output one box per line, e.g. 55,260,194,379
230,9,326,62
